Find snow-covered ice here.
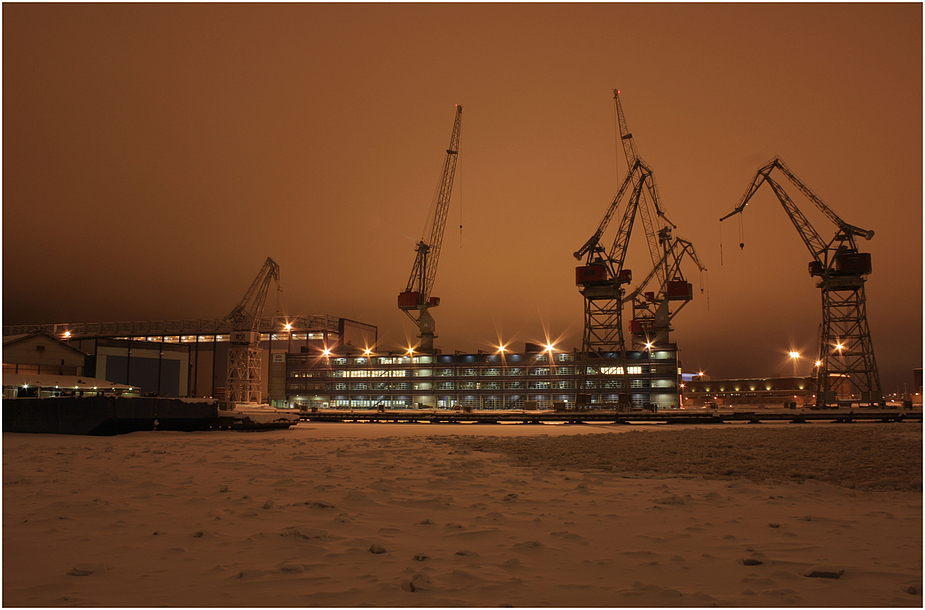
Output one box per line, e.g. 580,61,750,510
2,421,921,607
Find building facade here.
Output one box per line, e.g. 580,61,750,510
280,345,681,410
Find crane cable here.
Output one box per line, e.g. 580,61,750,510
458,157,463,248
702,268,710,311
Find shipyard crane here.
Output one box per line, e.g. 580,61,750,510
573,92,675,356
225,257,281,404
720,156,883,407
397,104,462,353
625,232,706,350
573,90,694,407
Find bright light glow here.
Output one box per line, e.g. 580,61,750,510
497,344,507,353
545,343,555,352
63,331,71,338
789,351,800,359
814,360,822,367
407,347,414,355
645,342,653,350
284,323,292,331
836,343,844,351
363,348,372,356
322,348,332,357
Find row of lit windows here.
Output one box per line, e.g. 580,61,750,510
312,352,611,367
691,385,806,393
117,333,326,343
599,366,644,375
299,393,659,409
291,379,656,392
287,366,678,380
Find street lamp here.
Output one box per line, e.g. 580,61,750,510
789,351,800,377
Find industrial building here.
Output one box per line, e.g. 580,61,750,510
3,316,373,401
2,323,681,410
283,343,681,411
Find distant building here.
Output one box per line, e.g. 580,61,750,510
682,375,820,408
2,330,87,376
2,330,135,398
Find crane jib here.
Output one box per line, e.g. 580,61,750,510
398,104,462,350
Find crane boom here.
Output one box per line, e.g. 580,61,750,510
612,89,675,287
614,89,639,168
720,156,874,262
398,105,463,352
227,257,281,332
624,237,705,307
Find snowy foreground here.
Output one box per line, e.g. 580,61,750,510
2,421,921,607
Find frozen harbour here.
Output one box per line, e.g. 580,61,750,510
2,421,921,607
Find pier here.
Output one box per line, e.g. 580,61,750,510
300,407,921,425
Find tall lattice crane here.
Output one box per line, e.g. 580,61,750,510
573,91,674,357
720,156,882,407
573,90,706,406
225,257,281,404
398,104,462,353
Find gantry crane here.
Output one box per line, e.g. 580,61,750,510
720,156,882,407
225,257,281,404
573,90,705,406
398,104,462,353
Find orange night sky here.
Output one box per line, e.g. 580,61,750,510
3,3,921,391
